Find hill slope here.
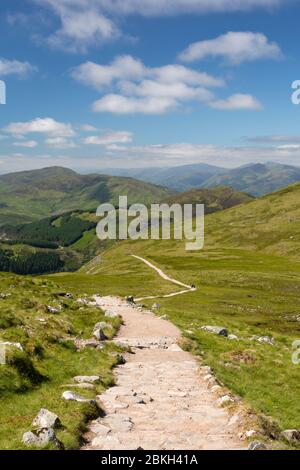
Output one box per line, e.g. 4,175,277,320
166,185,254,214
0,167,174,225
204,162,300,197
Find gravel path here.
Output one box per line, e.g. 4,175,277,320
83,294,245,450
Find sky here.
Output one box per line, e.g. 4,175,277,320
1,0,300,173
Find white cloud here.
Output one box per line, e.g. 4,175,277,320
209,93,263,110
92,94,178,114
80,124,98,132
247,135,300,143
13,140,38,148
30,1,284,52
83,130,133,145
45,137,77,148
179,32,282,64
0,58,36,77
72,55,224,114
3,118,75,137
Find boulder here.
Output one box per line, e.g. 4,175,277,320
201,326,228,337
73,375,100,384
281,429,300,442
228,334,239,341
62,390,96,405
248,440,267,450
0,341,24,351
22,428,63,449
95,321,113,330
32,409,61,430
217,395,234,407
93,328,107,341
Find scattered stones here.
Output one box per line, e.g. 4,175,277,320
22,428,63,449
248,440,267,450
217,395,234,407
77,298,89,305
75,339,101,350
250,335,274,346
47,305,61,314
201,326,228,337
0,292,11,299
62,391,96,405
0,341,24,351
281,429,300,442
73,375,100,384
32,409,62,430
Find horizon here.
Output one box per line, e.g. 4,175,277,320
1,0,300,172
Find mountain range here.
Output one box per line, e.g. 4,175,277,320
102,162,300,196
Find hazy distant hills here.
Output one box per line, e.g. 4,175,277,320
103,162,300,196
0,166,174,225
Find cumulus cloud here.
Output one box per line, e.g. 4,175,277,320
72,55,226,114
45,137,77,148
3,118,75,137
83,130,133,145
0,58,36,77
179,31,282,64
13,140,38,148
29,1,283,52
209,93,263,110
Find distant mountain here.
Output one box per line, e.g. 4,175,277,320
166,186,254,214
0,166,174,225
202,163,300,196
103,163,225,192
102,162,300,196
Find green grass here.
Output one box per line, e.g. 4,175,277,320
0,272,122,450
50,239,300,436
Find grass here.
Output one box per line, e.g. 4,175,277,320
0,272,122,450
49,239,300,437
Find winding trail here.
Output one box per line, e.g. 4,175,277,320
131,254,196,301
83,259,245,450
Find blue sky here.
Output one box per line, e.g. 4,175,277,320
1,0,300,172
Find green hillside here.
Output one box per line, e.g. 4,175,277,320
204,162,300,197
48,180,300,442
166,185,253,214
0,167,174,226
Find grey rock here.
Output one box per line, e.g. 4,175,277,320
104,310,120,319
22,428,63,449
248,440,267,450
250,335,274,346
47,306,61,314
0,341,24,351
62,391,96,405
73,375,100,384
32,409,61,430
93,328,107,341
201,326,228,337
228,334,239,340
281,429,300,442
95,321,113,330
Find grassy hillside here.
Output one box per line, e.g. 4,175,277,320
0,167,174,225
204,162,300,197
0,272,122,450
166,185,253,214
48,181,300,441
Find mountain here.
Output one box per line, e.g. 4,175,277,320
102,162,300,196
203,162,300,196
166,185,254,214
102,163,225,192
0,166,174,226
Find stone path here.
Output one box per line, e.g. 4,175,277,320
83,295,245,450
